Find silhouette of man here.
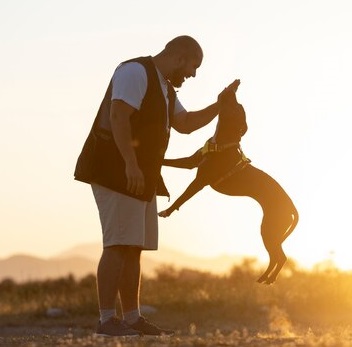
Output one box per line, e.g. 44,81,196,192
75,35,235,337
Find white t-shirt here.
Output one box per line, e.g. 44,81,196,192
111,62,185,129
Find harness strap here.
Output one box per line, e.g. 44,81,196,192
212,146,251,186
212,158,251,187
199,138,251,186
201,139,239,155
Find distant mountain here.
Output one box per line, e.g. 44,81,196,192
0,243,247,283
0,254,96,283
58,243,102,260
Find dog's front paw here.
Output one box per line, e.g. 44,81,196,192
158,210,170,218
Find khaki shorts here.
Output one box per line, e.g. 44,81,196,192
91,183,158,250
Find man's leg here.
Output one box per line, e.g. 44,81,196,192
118,247,174,336
97,245,128,324
95,245,141,336
92,185,173,336
96,245,127,313
119,246,142,324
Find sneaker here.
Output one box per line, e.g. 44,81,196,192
95,316,141,337
128,316,174,336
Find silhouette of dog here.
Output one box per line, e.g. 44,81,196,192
158,80,299,284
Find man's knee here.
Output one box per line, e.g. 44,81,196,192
101,245,141,266
126,246,142,260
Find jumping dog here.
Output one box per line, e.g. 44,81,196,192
158,80,299,284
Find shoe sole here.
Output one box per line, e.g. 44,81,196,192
94,332,140,338
141,333,175,337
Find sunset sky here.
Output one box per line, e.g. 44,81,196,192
1,0,351,271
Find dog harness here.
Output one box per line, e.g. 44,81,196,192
199,139,251,187
201,139,250,161
212,154,251,186
200,139,240,155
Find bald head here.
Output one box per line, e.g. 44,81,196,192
153,35,203,88
164,35,203,61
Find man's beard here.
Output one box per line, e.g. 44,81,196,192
169,67,185,88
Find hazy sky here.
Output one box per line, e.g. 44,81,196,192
1,0,351,270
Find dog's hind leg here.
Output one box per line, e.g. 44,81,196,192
257,207,298,284
248,173,298,284
158,178,206,217
257,245,287,284
213,165,299,284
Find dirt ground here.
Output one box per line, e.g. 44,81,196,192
0,326,304,347
2,324,351,347
1,312,351,347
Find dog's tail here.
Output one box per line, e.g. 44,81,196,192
283,205,299,242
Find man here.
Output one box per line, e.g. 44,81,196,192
74,35,233,337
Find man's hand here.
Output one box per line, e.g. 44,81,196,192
125,162,145,195
110,100,145,195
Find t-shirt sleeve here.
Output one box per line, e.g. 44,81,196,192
174,95,186,115
111,62,147,110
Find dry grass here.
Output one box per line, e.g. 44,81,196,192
1,259,352,346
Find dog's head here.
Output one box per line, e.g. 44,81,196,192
218,80,248,140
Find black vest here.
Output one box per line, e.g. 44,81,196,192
74,56,176,201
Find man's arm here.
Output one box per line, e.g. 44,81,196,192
170,79,241,134
110,99,145,195
171,102,219,134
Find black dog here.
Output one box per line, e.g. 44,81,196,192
158,80,299,284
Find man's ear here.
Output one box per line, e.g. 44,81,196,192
174,53,186,67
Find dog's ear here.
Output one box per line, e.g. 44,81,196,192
224,79,241,105
218,79,240,103
227,79,240,92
